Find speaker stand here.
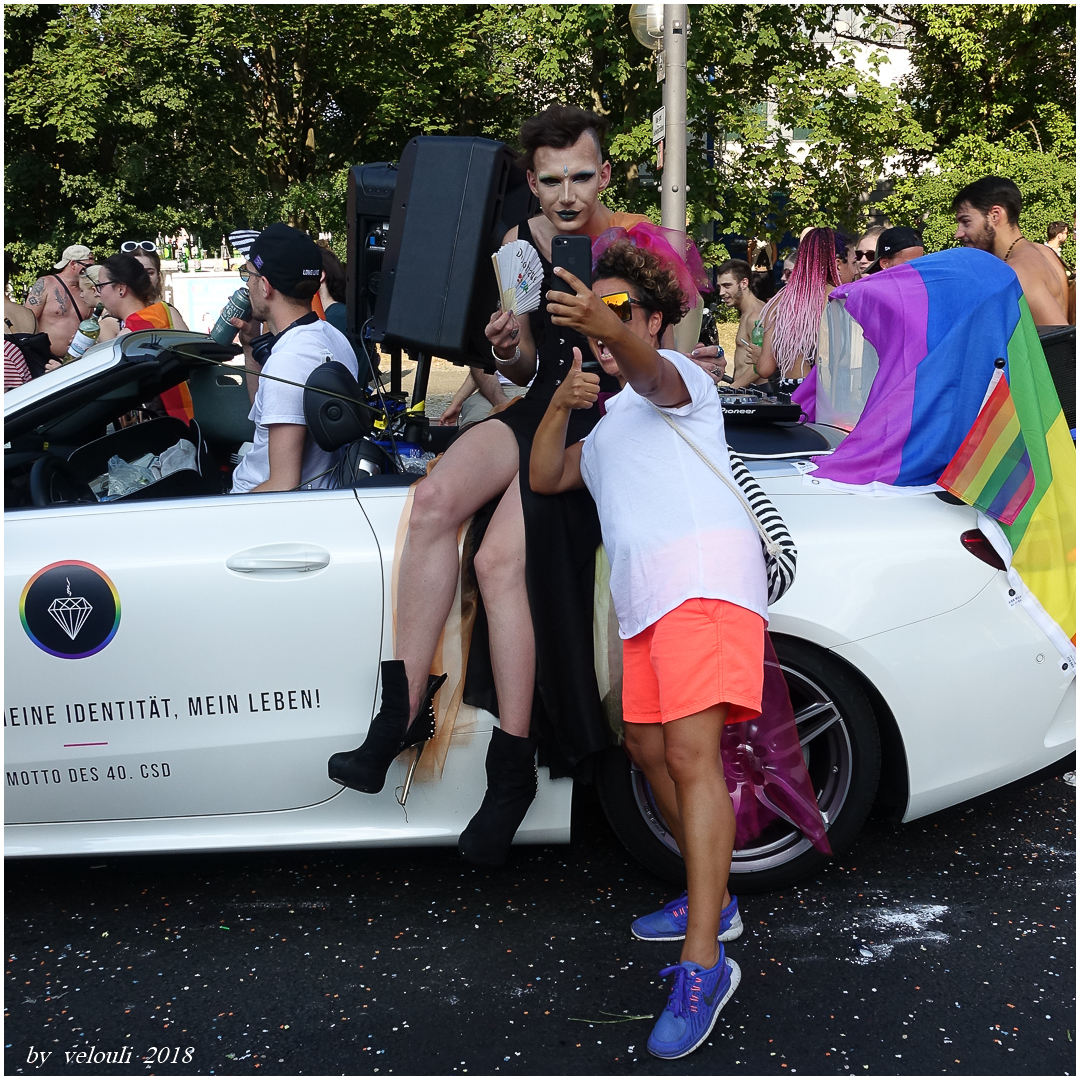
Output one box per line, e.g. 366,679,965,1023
409,350,432,413
389,345,403,396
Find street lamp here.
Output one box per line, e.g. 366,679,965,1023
629,3,664,50
630,4,698,348
629,5,687,238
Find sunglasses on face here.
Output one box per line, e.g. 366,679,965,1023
238,266,260,283
600,291,646,322
121,240,157,253
855,249,877,262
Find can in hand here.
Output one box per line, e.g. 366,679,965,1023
209,287,252,345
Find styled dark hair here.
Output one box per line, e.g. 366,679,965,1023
1047,221,1069,241
320,247,346,304
716,258,752,284
519,105,609,173
594,239,687,334
833,231,854,261
99,253,155,305
121,242,163,299
951,176,1023,225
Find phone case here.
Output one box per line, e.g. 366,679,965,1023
550,235,592,293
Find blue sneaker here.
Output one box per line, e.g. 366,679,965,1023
631,893,742,943
647,952,741,1060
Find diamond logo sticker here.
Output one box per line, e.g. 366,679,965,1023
21,561,120,659
47,578,94,640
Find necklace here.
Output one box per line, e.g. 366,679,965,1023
1003,237,1022,263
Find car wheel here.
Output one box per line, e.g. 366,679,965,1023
593,637,881,893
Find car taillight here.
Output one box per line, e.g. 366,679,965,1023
960,530,1007,571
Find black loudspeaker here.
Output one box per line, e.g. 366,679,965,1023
1036,324,1076,430
373,137,538,367
346,163,397,343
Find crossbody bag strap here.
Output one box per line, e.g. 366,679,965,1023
646,400,782,556
50,275,87,321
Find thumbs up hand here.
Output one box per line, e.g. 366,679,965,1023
552,347,600,411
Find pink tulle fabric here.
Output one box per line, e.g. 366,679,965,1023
591,222,711,309
721,633,832,854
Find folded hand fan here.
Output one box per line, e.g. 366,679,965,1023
492,240,544,316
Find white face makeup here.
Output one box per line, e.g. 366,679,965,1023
528,132,612,233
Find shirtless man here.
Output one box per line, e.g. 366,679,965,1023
23,244,95,358
713,259,766,388
952,176,1069,326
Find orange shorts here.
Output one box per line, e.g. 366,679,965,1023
622,598,765,725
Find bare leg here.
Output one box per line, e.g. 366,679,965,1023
472,474,534,737
622,721,732,911
662,706,734,969
395,420,520,715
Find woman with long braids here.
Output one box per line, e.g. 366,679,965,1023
749,227,856,391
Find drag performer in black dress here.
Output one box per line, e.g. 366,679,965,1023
328,105,649,865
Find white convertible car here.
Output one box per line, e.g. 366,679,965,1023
4,330,1074,891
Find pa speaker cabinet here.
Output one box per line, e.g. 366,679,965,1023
346,163,397,340
1037,324,1075,430
373,137,538,365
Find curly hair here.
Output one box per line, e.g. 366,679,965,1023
594,240,688,334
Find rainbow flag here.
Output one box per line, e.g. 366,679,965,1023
812,248,1075,659
937,366,1034,525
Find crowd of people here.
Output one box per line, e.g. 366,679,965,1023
3,102,1074,1061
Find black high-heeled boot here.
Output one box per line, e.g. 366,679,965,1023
458,727,538,866
328,661,447,794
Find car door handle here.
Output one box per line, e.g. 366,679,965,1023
226,544,331,573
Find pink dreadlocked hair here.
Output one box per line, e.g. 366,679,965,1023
761,228,842,377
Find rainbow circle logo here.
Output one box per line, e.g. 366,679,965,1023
20,561,120,659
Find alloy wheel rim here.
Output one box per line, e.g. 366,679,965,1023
629,660,853,874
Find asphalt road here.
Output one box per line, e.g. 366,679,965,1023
5,756,1074,1077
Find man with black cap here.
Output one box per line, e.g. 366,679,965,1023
230,223,358,493
866,227,925,275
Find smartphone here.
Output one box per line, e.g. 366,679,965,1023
550,235,592,293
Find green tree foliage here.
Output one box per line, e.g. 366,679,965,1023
877,105,1076,265
4,3,1074,296
885,3,1076,159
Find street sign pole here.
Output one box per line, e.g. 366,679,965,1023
660,3,687,239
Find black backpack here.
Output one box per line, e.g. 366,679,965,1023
5,332,55,379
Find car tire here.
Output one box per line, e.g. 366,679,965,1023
593,637,881,893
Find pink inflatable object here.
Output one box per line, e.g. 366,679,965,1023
721,633,832,854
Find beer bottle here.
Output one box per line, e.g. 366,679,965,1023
750,319,764,347
180,244,190,273
63,303,106,364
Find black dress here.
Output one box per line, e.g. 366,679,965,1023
462,218,620,779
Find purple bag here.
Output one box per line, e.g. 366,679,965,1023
721,633,831,854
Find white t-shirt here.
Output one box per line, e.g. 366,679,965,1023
579,348,768,639
231,317,360,493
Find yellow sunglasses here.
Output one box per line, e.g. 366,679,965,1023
600,291,646,323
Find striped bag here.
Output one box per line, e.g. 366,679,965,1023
649,404,798,604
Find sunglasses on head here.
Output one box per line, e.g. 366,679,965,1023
600,291,646,323
855,249,877,261
121,240,157,253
